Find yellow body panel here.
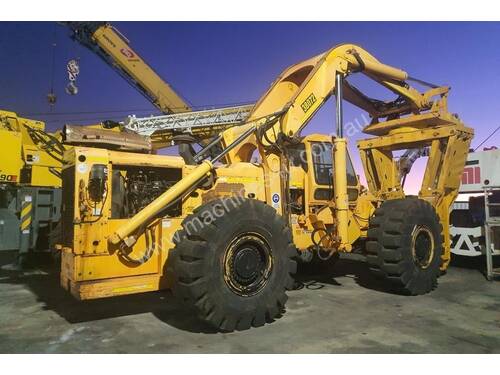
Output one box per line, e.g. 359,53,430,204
1,109,63,187
0,126,22,182
61,253,169,300
22,144,62,187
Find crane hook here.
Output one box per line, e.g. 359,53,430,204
65,59,80,95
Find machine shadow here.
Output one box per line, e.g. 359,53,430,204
293,256,392,294
0,252,399,334
295,252,498,292
0,252,218,334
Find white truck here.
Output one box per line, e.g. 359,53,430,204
450,147,500,277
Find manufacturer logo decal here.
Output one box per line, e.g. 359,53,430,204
120,48,135,59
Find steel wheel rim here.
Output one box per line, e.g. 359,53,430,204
411,225,435,269
223,232,273,297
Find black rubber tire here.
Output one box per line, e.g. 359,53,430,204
366,197,443,295
170,198,297,331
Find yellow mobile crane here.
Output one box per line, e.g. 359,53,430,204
60,44,473,331
0,111,63,265
0,22,251,266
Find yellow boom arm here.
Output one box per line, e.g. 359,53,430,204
66,22,190,114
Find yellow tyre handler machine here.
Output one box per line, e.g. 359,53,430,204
59,44,473,331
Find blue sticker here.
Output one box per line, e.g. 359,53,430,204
272,193,280,204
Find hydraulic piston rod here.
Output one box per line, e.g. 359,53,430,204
333,72,350,250
109,159,214,246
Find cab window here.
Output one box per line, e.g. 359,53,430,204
346,153,358,186
288,144,308,172
311,142,333,185
310,141,359,202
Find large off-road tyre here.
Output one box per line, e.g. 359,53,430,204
170,198,297,331
366,197,443,295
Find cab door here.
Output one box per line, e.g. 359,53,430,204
305,139,359,212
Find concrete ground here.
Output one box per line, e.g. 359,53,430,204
0,252,498,353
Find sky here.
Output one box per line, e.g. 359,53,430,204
0,22,499,193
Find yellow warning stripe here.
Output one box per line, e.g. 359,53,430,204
21,202,32,218
20,202,32,231
21,216,32,230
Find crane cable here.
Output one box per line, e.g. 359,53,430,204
473,125,500,152
47,24,57,108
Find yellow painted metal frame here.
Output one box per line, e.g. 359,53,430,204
60,43,474,300
357,115,473,268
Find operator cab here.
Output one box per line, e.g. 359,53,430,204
288,134,359,216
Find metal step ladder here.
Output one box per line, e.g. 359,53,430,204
484,185,500,280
